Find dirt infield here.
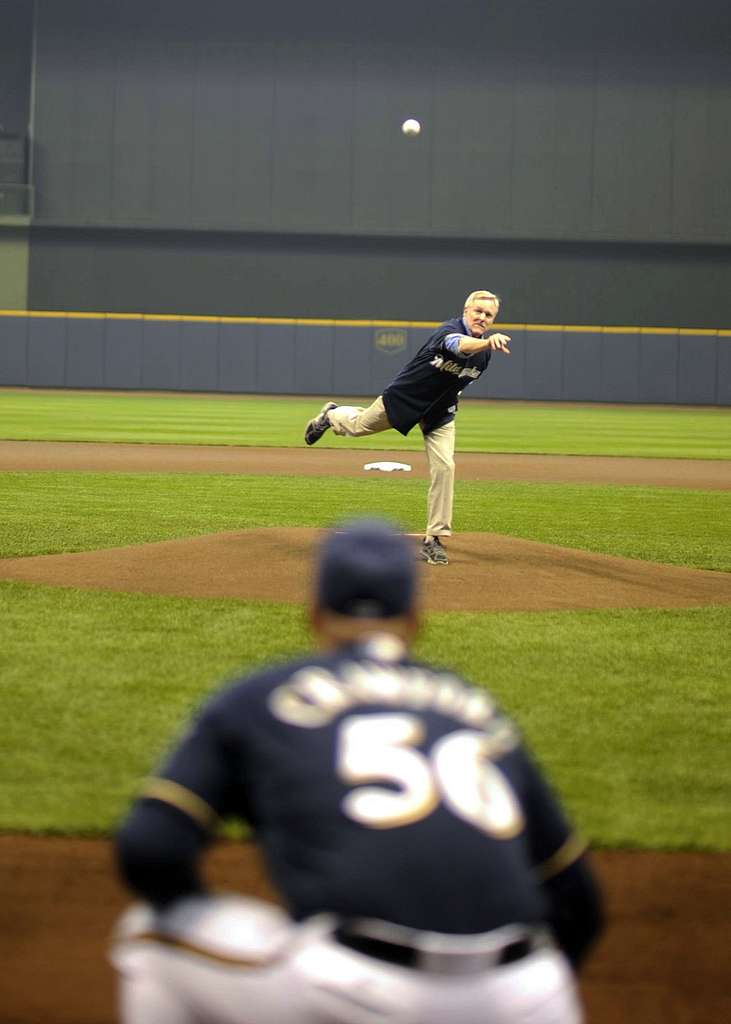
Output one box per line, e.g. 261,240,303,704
2,439,730,1023
2,439,730,489
2,528,731,612
2,835,730,1024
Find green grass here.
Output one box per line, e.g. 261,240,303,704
431,605,731,851
0,584,310,834
1,390,730,852
1,388,730,458
1,471,729,570
0,582,728,849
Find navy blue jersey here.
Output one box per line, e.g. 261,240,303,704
141,637,582,935
382,318,492,436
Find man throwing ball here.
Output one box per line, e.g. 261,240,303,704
304,290,511,565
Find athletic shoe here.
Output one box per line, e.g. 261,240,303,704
304,402,338,446
418,537,449,565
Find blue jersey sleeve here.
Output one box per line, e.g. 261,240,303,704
514,751,585,878
443,333,465,354
140,700,245,830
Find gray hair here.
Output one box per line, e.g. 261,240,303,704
464,290,500,309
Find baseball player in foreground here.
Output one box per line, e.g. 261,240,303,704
304,291,511,566
111,519,603,1024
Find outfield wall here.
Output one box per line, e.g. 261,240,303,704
17,1,731,329
0,312,729,406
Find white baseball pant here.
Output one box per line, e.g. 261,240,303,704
328,398,456,540
110,895,583,1024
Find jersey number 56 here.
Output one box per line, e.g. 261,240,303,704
337,713,524,839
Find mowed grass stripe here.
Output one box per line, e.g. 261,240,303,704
1,394,729,851
1,390,729,458
1,471,729,571
0,580,728,849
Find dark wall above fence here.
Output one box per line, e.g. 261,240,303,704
27,227,731,330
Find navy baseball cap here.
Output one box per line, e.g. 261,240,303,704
316,519,416,619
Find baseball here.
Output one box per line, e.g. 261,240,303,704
401,118,421,136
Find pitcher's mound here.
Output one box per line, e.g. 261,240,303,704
1,529,729,611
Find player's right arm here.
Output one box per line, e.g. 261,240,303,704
115,701,238,908
115,798,210,908
537,846,605,969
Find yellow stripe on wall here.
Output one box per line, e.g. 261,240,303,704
0,309,726,335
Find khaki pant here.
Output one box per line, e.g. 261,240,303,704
328,398,456,539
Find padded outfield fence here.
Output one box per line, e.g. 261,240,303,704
0,310,729,405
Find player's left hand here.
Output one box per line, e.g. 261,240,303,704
485,332,511,353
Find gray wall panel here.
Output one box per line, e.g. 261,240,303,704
272,43,354,234
673,57,731,242
104,318,143,388
406,328,434,352
111,48,155,224
676,335,719,405
333,326,372,397
253,323,296,394
716,340,731,406
190,46,237,227
639,332,678,405
141,319,181,389
150,47,196,226
512,71,595,238
525,331,563,400
370,328,417,396
485,328,526,399
351,46,432,236
294,325,334,395
592,59,674,240
562,331,602,400
430,65,514,238
218,322,258,393
599,332,641,403
71,44,116,222
0,0,32,138
0,316,28,384
27,316,66,386
65,317,105,387
32,38,76,219
179,321,219,392
229,47,276,229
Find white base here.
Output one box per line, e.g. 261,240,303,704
363,461,412,472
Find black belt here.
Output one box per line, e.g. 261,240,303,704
334,928,534,971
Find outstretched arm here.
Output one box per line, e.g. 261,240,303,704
457,332,511,355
